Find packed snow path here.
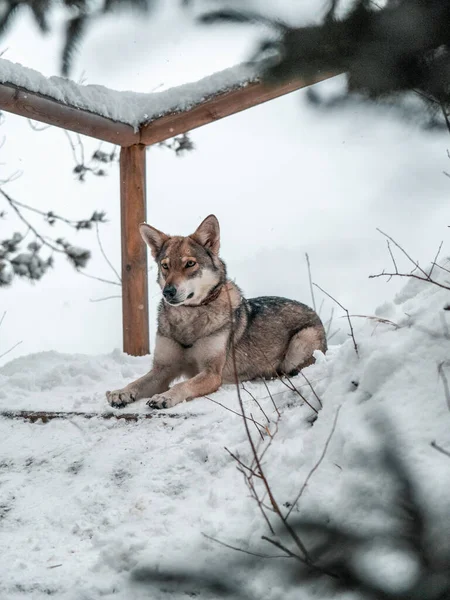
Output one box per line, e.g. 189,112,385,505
1,270,450,599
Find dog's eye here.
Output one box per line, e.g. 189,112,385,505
161,263,169,270
185,260,196,268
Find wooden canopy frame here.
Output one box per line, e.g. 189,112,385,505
0,70,336,356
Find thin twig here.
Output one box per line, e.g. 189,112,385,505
376,229,430,279
0,340,23,360
277,374,319,414
298,371,323,408
225,447,261,479
369,271,450,292
261,536,305,563
77,270,122,287
261,378,280,417
95,222,121,283
313,283,359,357
386,240,398,274
430,441,450,458
202,533,288,559
242,383,270,423
250,411,265,441
28,119,51,132
348,314,399,329
429,241,443,279
305,253,316,312
286,406,341,520
205,396,266,429
438,362,450,412
89,295,122,303
325,307,335,338
0,188,62,253
225,286,312,564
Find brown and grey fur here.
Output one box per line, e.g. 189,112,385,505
106,215,327,410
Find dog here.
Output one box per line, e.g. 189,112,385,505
106,215,327,410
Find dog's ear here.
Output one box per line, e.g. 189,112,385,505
139,223,169,259
190,214,220,255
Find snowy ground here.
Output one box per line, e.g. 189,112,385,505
1,267,450,599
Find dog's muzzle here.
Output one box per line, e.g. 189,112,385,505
163,285,177,302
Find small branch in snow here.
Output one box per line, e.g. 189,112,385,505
260,378,280,417
202,533,288,559
241,383,271,423
298,371,323,409
277,374,320,415
225,286,313,566
313,283,359,357
0,340,22,360
348,314,399,329
204,395,266,431
438,362,450,412
285,405,341,520
430,440,450,459
305,252,316,312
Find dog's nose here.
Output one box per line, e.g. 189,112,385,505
163,285,177,301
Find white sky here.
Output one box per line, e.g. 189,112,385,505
0,0,449,364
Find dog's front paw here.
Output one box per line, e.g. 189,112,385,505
146,394,178,410
106,389,136,408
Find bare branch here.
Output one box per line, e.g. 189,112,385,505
205,395,266,430
438,362,450,412
225,286,312,564
298,371,323,408
431,441,450,458
95,222,121,283
376,229,430,279
241,383,270,423
369,271,450,292
313,283,358,357
202,533,287,559
429,241,443,279
89,295,122,303
305,253,316,312
286,405,341,520
76,270,121,287
0,340,22,360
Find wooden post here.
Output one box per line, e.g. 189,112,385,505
120,144,149,356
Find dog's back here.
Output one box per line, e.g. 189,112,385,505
223,293,327,383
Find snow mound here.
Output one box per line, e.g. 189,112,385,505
0,267,449,599
0,58,258,129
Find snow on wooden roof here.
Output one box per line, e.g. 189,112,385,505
0,58,258,129
0,57,337,146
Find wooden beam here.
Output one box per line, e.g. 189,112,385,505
120,145,150,356
0,72,339,146
139,72,338,145
0,82,139,146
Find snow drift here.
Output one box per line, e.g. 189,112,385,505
1,262,450,599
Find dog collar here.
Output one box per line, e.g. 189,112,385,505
199,283,224,306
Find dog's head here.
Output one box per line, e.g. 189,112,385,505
139,215,226,306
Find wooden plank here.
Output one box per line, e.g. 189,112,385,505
120,144,150,356
0,410,187,423
0,72,339,147
0,82,139,146
139,72,338,145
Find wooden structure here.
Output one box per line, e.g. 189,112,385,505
0,70,336,356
